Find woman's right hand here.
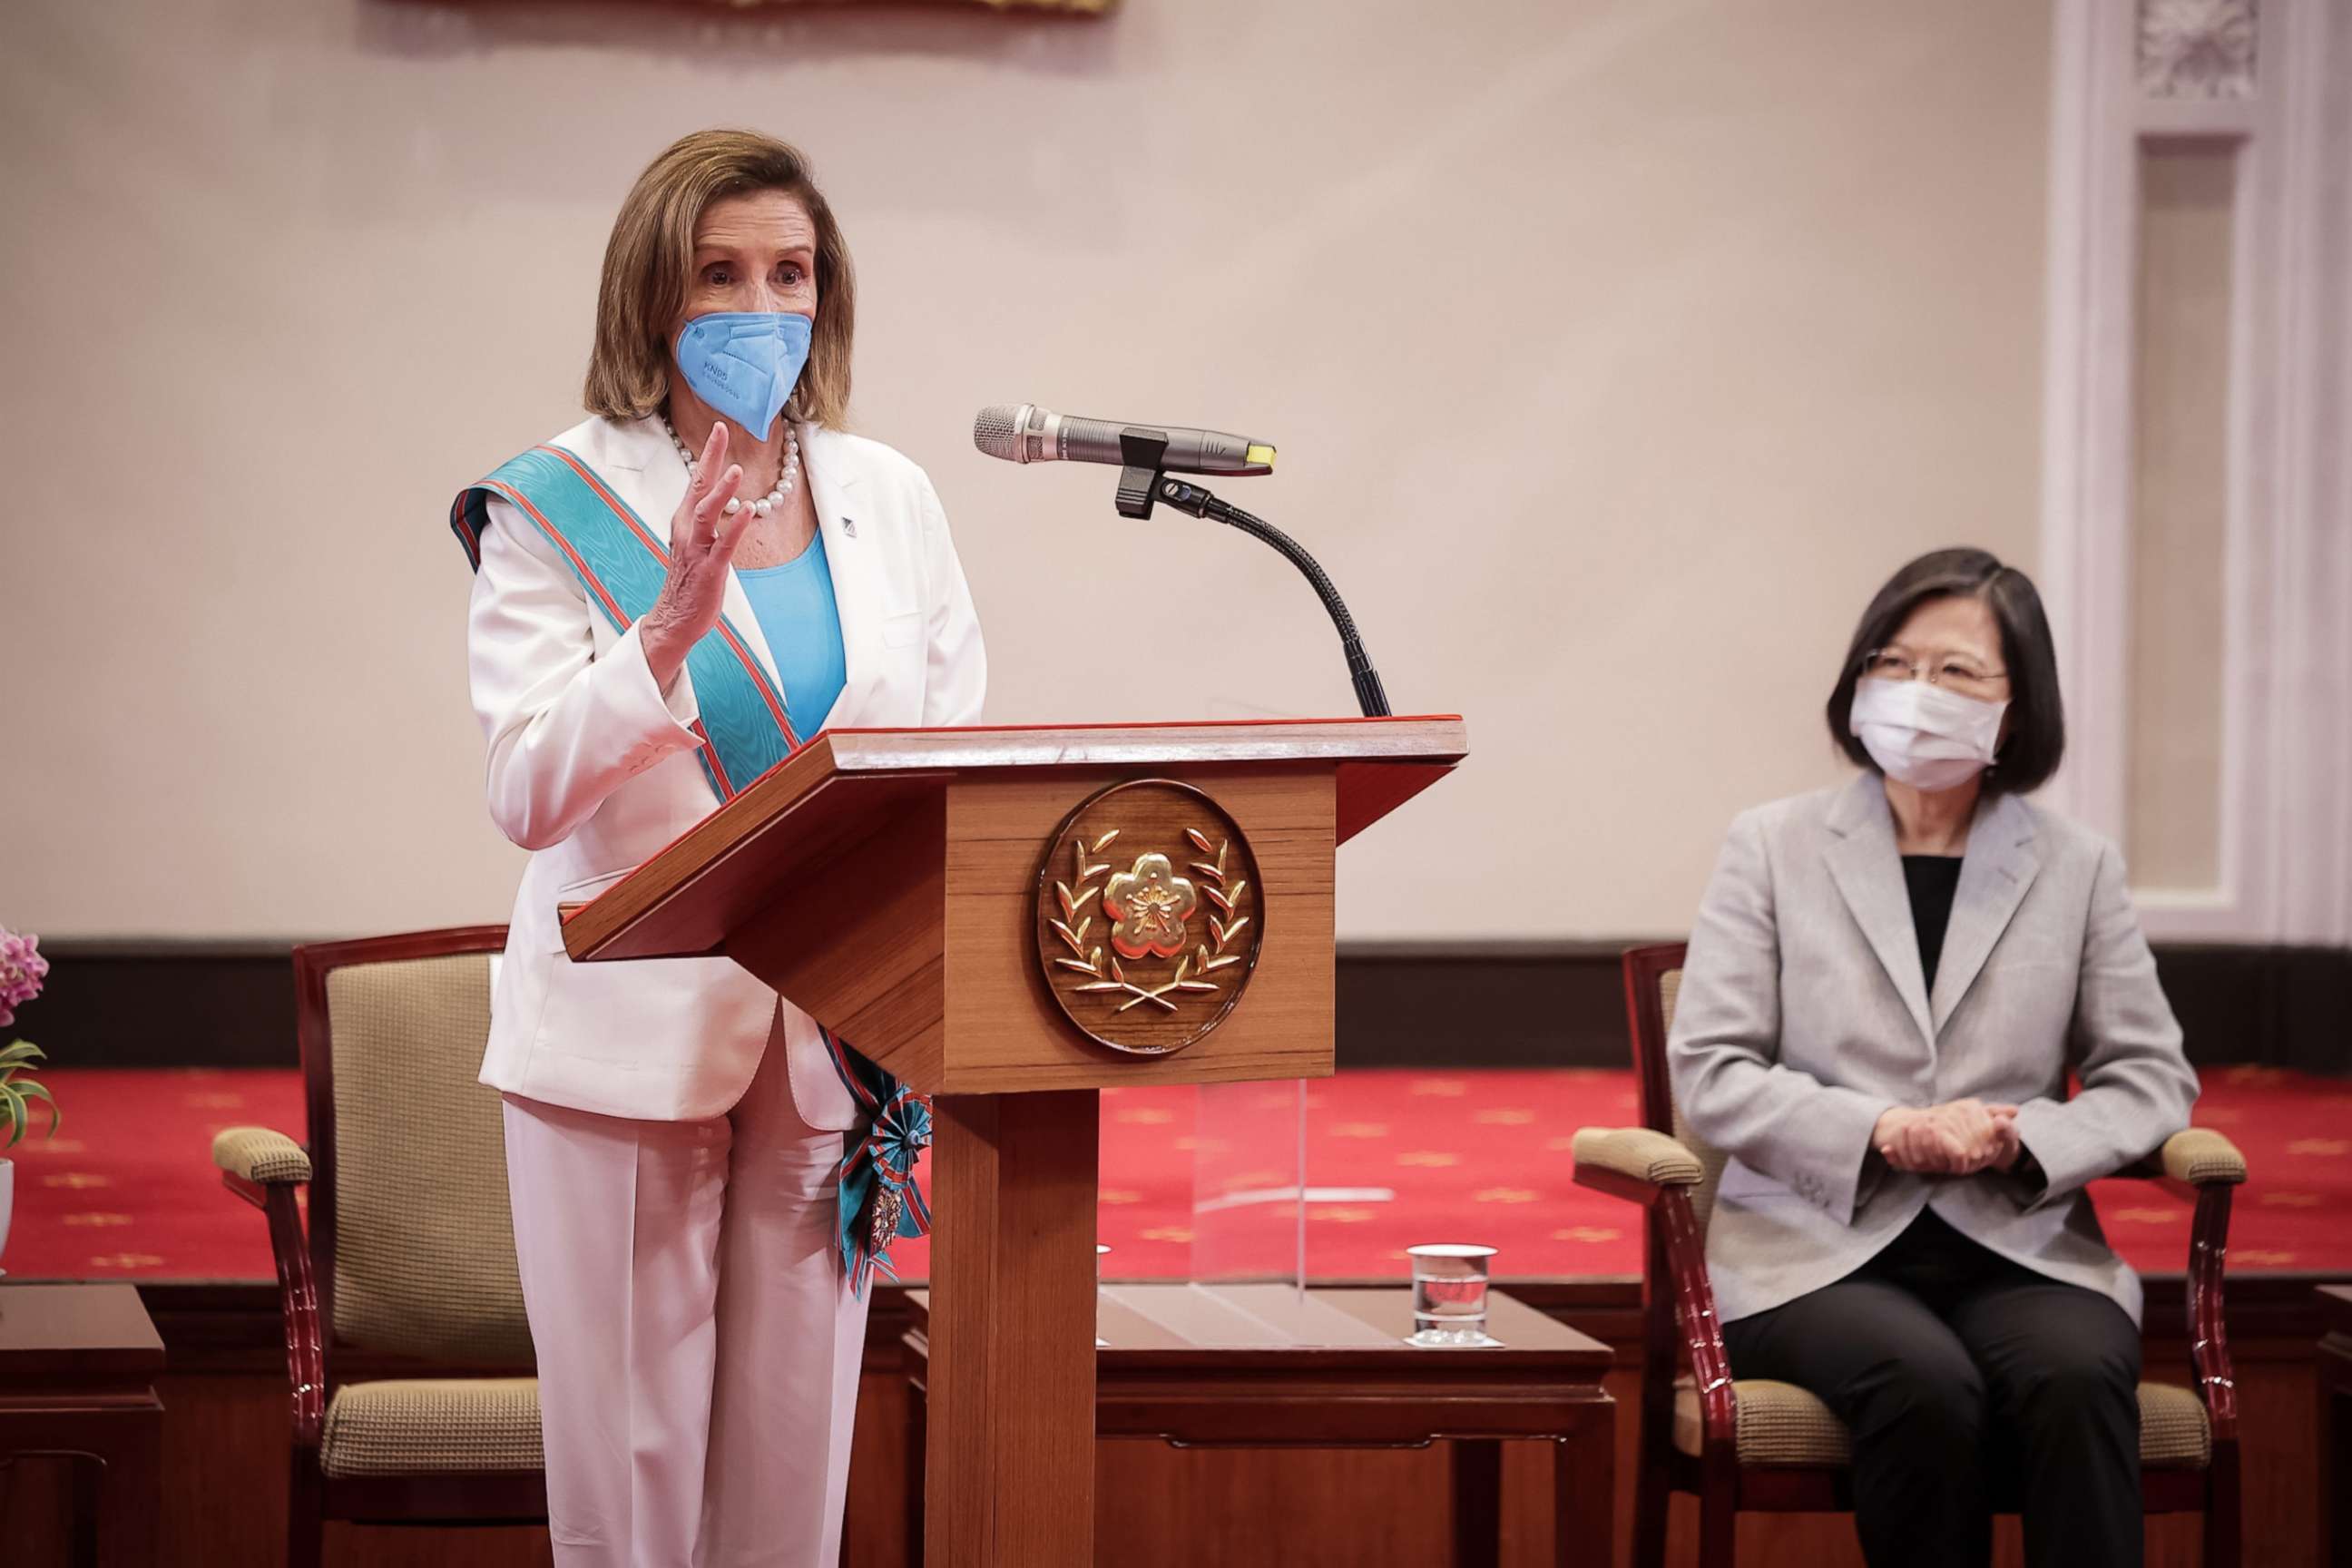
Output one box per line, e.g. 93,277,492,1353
641,420,753,687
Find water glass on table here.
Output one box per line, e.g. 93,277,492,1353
1406,1242,1501,1348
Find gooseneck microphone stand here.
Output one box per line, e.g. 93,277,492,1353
1110,430,1392,719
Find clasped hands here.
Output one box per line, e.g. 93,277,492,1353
1872,1099,2022,1177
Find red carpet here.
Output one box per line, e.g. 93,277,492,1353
2,1066,2347,1283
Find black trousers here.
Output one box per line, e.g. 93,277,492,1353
1720,1210,2142,1568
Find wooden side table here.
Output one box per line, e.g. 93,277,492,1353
2323,1285,2352,1568
0,1281,165,1568
903,1284,1615,1567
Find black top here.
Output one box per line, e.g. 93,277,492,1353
1902,855,1965,992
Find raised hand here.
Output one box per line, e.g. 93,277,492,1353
641,420,753,686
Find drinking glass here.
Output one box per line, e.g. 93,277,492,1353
1406,1242,1500,1347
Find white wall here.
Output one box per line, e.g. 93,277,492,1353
0,0,2054,940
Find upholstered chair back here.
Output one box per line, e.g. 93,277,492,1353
1626,950,1733,1240
307,943,533,1365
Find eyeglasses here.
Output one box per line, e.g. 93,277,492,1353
1860,648,2009,698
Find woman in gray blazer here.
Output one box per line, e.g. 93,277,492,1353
1667,548,2199,1568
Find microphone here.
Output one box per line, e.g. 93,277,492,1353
969,400,1389,717
973,404,1276,476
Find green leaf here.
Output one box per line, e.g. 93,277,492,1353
0,1040,44,1067
1,1085,54,1147
1,1086,23,1150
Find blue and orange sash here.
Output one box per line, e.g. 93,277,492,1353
452,446,801,801
452,442,929,1297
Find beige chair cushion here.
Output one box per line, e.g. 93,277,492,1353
1673,1377,1854,1465
320,1377,544,1478
2135,1381,2215,1467
1672,1377,2211,1469
327,953,533,1365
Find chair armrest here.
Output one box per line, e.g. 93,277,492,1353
1572,1126,1703,1188
2159,1128,2247,1187
2170,1130,2244,1445
212,1125,326,1446
2112,1128,2249,1443
1574,1127,1740,1453
213,1126,312,1187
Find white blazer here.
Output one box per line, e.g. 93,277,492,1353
465,413,986,1129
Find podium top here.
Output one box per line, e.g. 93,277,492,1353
564,716,1466,964
783,715,1463,771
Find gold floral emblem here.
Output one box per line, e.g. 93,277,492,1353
1105,854,1197,959
1035,779,1263,1056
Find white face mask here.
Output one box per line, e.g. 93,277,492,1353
1848,677,2008,791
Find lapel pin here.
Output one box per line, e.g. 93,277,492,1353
841,516,858,538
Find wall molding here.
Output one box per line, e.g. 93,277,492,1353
2040,0,2352,942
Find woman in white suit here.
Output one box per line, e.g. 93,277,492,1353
1667,549,2197,1568
449,130,985,1568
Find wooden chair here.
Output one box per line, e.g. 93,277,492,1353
212,926,545,1567
1571,942,2246,1568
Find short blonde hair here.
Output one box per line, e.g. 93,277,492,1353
584,130,856,429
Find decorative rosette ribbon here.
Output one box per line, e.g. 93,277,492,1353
828,1029,933,1298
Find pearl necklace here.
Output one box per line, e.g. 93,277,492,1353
664,416,800,518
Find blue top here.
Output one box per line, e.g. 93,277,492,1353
736,531,848,737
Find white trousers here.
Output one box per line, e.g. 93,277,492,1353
503,1030,869,1568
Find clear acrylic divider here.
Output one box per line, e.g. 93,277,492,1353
1188,1079,1309,1291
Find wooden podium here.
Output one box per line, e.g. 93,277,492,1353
562,717,1468,1566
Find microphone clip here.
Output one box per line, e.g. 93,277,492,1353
1112,428,1171,520
1112,429,1214,522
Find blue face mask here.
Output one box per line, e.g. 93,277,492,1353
672,311,814,440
